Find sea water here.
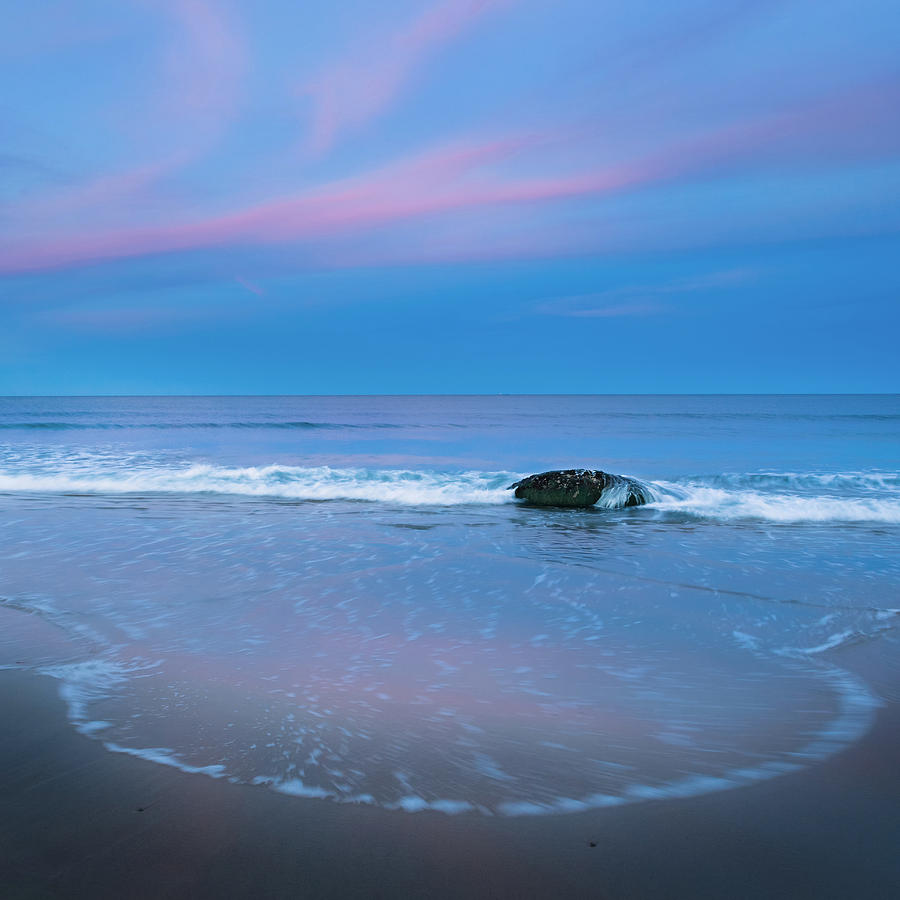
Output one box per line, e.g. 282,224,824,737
1,395,898,815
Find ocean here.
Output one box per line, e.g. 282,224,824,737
1,394,898,816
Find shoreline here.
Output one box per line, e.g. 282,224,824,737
2,641,899,899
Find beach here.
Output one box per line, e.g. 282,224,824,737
5,0,899,891
2,637,899,899
1,394,899,897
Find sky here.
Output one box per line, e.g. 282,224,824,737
1,0,898,394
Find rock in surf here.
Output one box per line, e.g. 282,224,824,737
508,469,652,509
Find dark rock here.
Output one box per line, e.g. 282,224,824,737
508,469,651,509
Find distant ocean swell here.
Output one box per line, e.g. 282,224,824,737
2,412,897,429
0,463,898,521
0,421,417,431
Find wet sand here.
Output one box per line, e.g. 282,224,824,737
2,645,899,900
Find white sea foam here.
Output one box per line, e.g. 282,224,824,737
645,481,900,523
273,779,334,799
792,630,860,655
39,659,133,733
699,471,900,492
0,460,900,524
2,460,898,519
495,667,878,816
104,743,227,778
0,464,516,506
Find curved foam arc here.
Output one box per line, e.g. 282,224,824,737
280,665,870,815
104,743,228,778
261,659,878,817
37,655,880,817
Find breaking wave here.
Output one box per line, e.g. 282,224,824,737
645,472,900,523
0,464,517,506
0,459,898,520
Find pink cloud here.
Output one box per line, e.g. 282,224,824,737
0,136,640,272
161,0,246,115
14,0,247,230
16,161,173,228
302,0,510,154
235,276,265,297
3,76,897,275
641,76,900,183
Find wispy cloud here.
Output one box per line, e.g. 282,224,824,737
536,270,753,318
161,0,246,117
235,276,265,296
0,134,633,272
537,299,667,318
13,0,247,229
3,71,898,275
301,0,510,154
38,304,204,334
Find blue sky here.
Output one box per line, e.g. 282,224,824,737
1,0,898,393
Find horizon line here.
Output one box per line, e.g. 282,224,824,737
2,393,898,400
